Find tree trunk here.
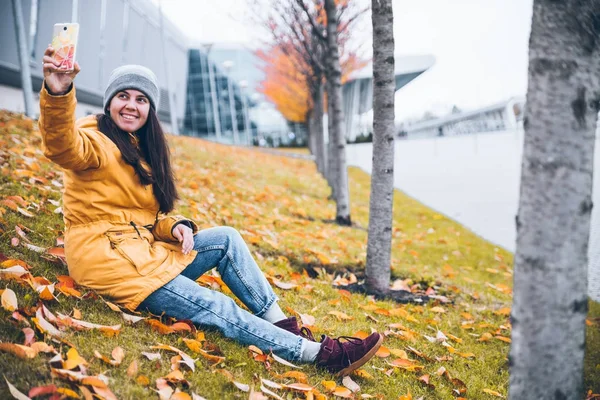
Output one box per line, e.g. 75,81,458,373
326,89,337,199
314,78,327,177
366,0,395,293
307,110,317,156
324,0,351,225
509,1,599,398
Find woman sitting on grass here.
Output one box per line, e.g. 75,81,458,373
39,45,382,376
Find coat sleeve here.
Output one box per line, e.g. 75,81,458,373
38,83,106,171
152,215,199,242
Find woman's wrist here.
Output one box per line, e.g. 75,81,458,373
44,81,73,96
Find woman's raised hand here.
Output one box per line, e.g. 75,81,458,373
42,45,80,95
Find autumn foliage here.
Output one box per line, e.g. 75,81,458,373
255,0,368,124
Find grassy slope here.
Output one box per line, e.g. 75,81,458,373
0,111,598,399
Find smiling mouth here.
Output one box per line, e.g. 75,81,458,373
120,113,139,121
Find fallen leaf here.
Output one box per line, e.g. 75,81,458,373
418,374,435,389
260,385,284,400
342,376,360,393
122,312,145,324
279,371,308,383
283,383,314,392
322,380,337,392
328,311,354,321
56,387,80,398
0,342,37,359
271,352,302,369
111,346,124,364
1,288,18,311
147,319,175,334
430,306,446,314
482,388,505,397
261,378,283,390
353,369,374,380
126,360,138,378
332,387,353,398
375,346,390,358
141,351,161,361
22,328,35,346
151,344,196,371
233,381,250,392
4,376,30,400
64,348,88,370
28,384,58,398
494,307,511,316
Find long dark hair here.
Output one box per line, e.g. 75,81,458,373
96,109,179,213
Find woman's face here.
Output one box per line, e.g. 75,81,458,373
108,89,150,133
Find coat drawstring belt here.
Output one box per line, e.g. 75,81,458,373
129,221,143,239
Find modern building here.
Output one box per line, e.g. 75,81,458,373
0,0,190,132
1,0,270,143
342,54,436,142
401,97,526,139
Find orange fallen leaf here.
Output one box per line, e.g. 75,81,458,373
0,342,37,359
328,311,354,321
375,346,390,358
483,388,505,397
332,386,353,398
494,335,511,343
494,307,511,316
126,360,138,378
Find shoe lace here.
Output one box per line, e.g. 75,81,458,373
333,336,364,367
300,326,316,341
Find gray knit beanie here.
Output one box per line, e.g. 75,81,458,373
103,65,160,112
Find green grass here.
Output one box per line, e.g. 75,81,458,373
0,110,598,399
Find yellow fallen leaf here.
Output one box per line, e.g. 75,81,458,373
322,380,337,392
64,348,88,370
430,306,446,313
332,387,353,398
353,369,374,380
478,332,493,342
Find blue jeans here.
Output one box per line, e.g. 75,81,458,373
138,226,303,361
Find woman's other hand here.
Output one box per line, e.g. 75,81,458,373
42,45,80,95
173,224,194,255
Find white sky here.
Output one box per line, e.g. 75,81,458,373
158,0,534,122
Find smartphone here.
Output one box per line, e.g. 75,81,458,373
51,23,79,72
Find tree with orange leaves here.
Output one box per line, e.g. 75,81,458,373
252,0,368,225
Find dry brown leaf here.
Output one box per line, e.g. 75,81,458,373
279,371,308,383
147,319,175,334
353,369,374,380
328,311,354,321
126,360,138,378
418,374,435,389
0,342,37,359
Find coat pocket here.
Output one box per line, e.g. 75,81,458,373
104,229,160,276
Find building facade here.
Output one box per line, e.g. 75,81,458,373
402,97,526,139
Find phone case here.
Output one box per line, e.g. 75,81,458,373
51,23,79,72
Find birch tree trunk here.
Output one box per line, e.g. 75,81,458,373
326,96,338,200
366,0,395,293
314,79,327,177
324,0,351,225
509,1,600,398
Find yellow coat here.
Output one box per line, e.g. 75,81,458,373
38,85,197,311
